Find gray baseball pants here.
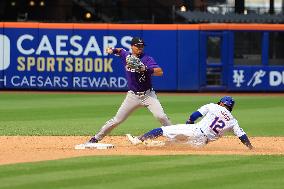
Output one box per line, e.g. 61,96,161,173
94,90,171,141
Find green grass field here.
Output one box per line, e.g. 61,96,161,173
0,92,284,189
0,93,284,136
0,155,283,189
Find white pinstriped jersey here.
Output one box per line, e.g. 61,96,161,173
196,103,246,142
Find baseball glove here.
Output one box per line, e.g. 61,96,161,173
125,55,145,72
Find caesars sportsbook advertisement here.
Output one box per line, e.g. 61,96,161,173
1,28,165,91
2,24,284,91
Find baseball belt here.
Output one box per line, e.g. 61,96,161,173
130,88,152,96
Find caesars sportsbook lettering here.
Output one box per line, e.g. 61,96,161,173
12,35,130,88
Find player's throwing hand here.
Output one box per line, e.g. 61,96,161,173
106,47,113,54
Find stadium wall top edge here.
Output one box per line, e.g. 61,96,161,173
1,22,284,31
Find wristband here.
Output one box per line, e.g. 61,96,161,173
147,67,154,74
113,48,119,54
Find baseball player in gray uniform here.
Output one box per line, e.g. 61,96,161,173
127,96,254,150
87,37,172,144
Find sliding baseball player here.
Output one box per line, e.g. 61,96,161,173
127,96,254,150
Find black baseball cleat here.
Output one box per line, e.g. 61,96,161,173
89,137,98,143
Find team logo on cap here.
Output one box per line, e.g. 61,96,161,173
0,34,10,71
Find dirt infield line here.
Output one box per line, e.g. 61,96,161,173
0,136,283,165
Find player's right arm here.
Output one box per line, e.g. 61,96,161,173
106,47,123,55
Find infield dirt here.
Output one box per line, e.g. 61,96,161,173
1,136,284,165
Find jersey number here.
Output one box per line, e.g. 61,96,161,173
209,116,225,134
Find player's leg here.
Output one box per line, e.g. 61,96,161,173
127,124,183,145
161,124,192,141
90,92,141,142
127,124,208,147
126,127,164,145
138,127,163,141
144,91,172,126
163,125,208,147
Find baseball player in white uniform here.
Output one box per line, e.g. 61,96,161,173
127,96,254,149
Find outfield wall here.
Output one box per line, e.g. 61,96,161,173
0,23,284,91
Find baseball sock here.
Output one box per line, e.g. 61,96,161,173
139,128,163,141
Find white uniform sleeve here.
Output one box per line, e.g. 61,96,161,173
197,103,211,116
232,119,246,137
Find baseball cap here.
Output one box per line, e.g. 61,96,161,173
131,37,146,46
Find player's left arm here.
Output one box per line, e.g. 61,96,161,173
142,56,164,76
139,66,163,76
